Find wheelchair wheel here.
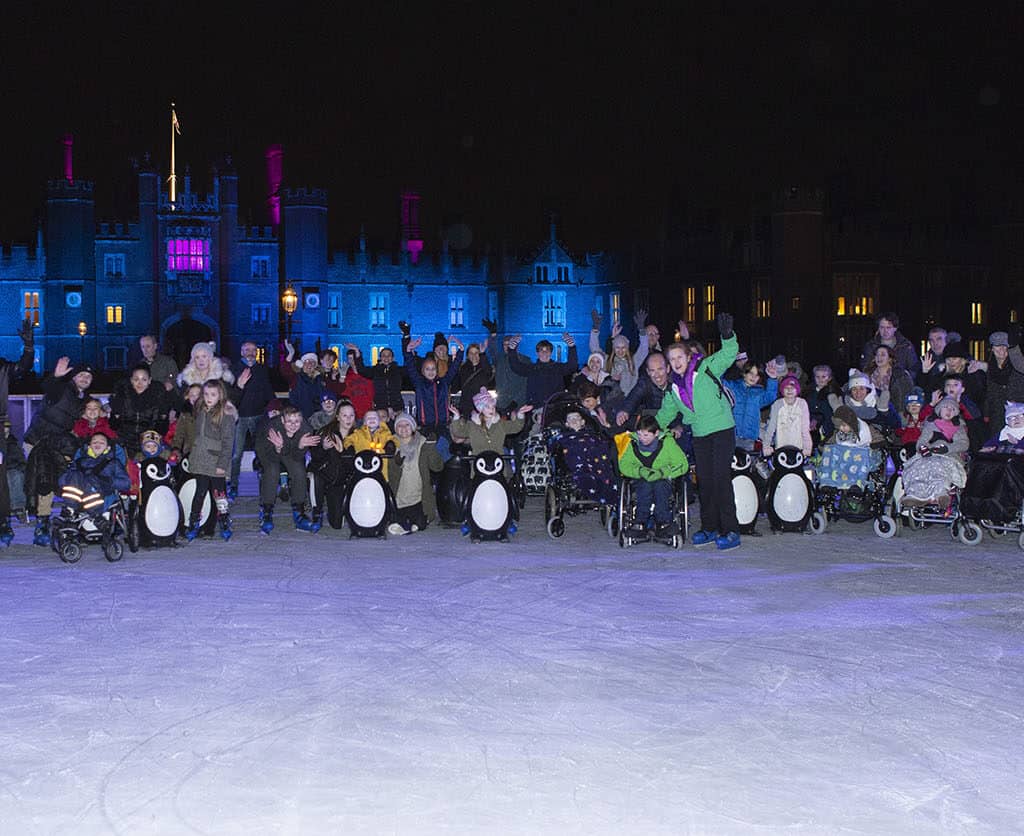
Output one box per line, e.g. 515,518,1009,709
59,541,83,564
809,511,827,534
546,517,565,538
127,503,141,553
544,486,558,523
618,526,632,549
873,514,898,539
958,521,983,546
104,539,124,562
618,479,632,535
983,521,1007,538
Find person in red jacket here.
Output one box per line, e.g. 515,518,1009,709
340,349,375,419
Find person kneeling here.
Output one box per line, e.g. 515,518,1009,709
387,412,443,535
255,405,321,533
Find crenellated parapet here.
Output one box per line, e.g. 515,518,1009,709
46,179,94,199
282,187,328,207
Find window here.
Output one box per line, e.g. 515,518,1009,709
328,346,343,368
535,265,549,283
251,303,271,326
23,290,41,327
449,294,466,328
837,296,846,316
542,291,566,328
969,339,985,361
488,291,499,322
103,346,128,369
105,304,124,325
742,241,762,268
553,342,567,362
370,292,389,329
971,302,983,326
1012,309,1019,324
753,281,770,319
251,256,271,278
610,292,621,325
556,265,571,283
104,254,126,278
328,293,341,328
255,346,267,364
791,296,800,311
685,287,697,323
166,238,210,272
704,284,716,321
834,273,879,318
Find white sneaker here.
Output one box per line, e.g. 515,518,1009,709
410,524,419,533
387,523,406,536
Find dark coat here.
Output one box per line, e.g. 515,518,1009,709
229,360,276,418
289,371,327,420
507,345,579,407
454,356,495,416
0,340,35,422
406,349,463,430
255,414,315,469
25,376,91,445
25,433,79,502
109,380,170,454
59,445,131,497
861,331,921,377
354,356,407,412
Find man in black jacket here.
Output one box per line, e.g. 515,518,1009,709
228,340,275,499
349,343,406,419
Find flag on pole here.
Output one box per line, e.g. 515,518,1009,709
172,108,181,135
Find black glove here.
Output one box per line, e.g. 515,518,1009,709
18,317,34,345
1009,325,1023,350
398,320,411,337
482,317,498,335
384,440,396,455
716,312,734,339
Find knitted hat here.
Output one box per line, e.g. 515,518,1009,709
779,374,801,395
70,364,94,378
299,352,318,365
934,396,959,416
990,331,1009,347
905,387,925,406
832,405,859,432
394,411,417,431
320,390,336,403
190,341,215,359
611,334,629,349
472,386,496,412
433,332,448,349
1005,402,1024,420
587,351,605,368
847,370,870,390
944,342,969,360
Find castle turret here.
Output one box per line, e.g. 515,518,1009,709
400,190,424,265
137,154,160,332
282,187,328,344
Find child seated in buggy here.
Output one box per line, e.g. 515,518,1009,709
961,402,1024,547
541,392,619,538
616,415,689,546
52,431,132,563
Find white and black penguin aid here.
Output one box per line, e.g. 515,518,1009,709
765,446,815,533
731,447,765,534
466,451,515,542
137,457,183,548
343,449,395,538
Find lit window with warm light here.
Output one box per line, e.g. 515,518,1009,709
685,287,697,323
610,292,621,325
836,297,846,316
22,290,41,326
704,285,716,321
106,305,124,325
971,302,983,325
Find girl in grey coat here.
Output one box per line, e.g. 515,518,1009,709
186,380,238,541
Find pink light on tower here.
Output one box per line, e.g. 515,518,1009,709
62,134,74,183
265,144,283,227
401,190,424,264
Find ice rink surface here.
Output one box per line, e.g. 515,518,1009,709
1,490,1022,835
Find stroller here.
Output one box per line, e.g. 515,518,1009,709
960,452,1024,549
892,446,981,544
810,442,897,538
540,392,620,539
51,485,133,564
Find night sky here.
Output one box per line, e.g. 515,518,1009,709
1,5,1019,253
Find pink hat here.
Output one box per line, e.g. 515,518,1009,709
472,387,496,412
779,374,801,395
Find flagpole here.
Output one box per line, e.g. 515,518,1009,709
169,102,177,206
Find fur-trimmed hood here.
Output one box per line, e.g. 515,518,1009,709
177,355,235,388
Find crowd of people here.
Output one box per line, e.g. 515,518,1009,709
2,307,1023,551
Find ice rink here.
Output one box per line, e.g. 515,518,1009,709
1,489,1022,834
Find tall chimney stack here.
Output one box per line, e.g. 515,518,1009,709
265,144,283,227
63,134,74,183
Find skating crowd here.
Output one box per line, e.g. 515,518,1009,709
2,307,1024,553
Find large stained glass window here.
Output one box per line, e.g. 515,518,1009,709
166,238,210,271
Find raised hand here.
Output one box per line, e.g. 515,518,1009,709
633,308,648,330
448,403,461,421
284,340,295,362
716,312,734,339
449,335,463,350
677,320,689,341
17,317,34,343
516,404,534,419
267,427,284,451
611,321,622,338
591,308,602,330
481,317,497,335
407,336,423,352
298,432,319,450
397,320,411,337
54,356,72,378
237,367,252,388
562,332,576,347
921,353,935,374
344,342,360,355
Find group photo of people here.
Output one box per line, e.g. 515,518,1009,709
3,306,1024,559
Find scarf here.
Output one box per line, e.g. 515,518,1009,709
671,352,704,411
999,425,1024,443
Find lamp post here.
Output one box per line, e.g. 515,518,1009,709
282,284,298,343
77,321,87,364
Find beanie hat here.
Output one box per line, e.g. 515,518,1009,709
190,341,215,359
433,332,448,349
944,342,969,360
990,331,1010,348
71,364,94,378
394,411,417,431
847,370,870,390
611,334,629,349
779,374,801,395
934,396,959,416
299,352,318,365
832,405,859,432
472,386,496,412
1005,401,1024,420
266,398,283,413
587,351,605,368
904,387,925,406
320,390,336,403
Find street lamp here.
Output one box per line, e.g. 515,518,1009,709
282,284,298,342
77,321,87,363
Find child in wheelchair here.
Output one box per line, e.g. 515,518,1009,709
617,415,689,542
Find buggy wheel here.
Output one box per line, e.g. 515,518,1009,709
59,541,82,564
512,474,527,510
618,527,631,549
672,533,684,550
544,486,558,523
546,517,565,539
958,521,983,546
606,508,619,538
809,511,827,535
104,539,124,562
983,521,1007,538
873,514,897,539
127,504,141,553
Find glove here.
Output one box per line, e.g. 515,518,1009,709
481,317,498,335
398,320,411,337
716,312,734,339
1009,325,1022,350
18,317,34,345
384,440,396,455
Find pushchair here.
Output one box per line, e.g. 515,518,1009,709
960,452,1024,549
810,442,897,538
540,392,620,539
51,485,134,563
892,446,981,544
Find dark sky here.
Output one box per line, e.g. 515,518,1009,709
1,5,1020,252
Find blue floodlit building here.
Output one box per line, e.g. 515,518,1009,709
0,140,632,377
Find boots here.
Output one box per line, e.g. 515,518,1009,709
32,517,50,547
292,504,317,533
259,503,274,535
184,519,202,542
218,514,233,541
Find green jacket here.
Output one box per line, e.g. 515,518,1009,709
618,432,689,481
450,414,524,456
656,334,738,437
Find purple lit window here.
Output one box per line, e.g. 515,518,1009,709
166,238,210,272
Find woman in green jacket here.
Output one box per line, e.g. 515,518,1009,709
656,312,741,550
